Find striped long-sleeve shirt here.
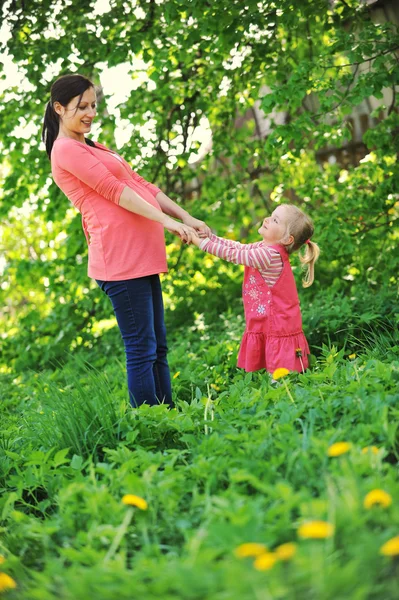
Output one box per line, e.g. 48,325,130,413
199,234,283,287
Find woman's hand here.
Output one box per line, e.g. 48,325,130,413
182,214,212,237
163,216,196,244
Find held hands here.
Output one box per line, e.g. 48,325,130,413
163,216,197,244
182,215,212,238
163,214,211,245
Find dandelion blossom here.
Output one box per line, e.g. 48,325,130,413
121,494,148,510
361,446,379,455
272,368,290,380
380,536,399,557
298,520,334,539
253,552,278,571
272,367,295,402
234,543,267,558
275,542,297,560
0,573,17,592
327,442,351,457
364,489,392,509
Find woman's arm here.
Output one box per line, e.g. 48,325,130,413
53,140,195,242
155,191,211,236
118,157,211,235
154,191,189,221
118,187,195,242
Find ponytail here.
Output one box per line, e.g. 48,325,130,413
299,240,320,287
279,203,320,287
42,102,60,159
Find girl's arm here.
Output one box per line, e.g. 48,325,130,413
200,235,252,250
192,232,275,271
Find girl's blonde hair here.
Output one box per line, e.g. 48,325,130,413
281,204,320,288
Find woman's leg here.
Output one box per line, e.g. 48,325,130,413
150,275,173,406
96,277,163,407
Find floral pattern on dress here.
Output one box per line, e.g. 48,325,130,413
256,304,266,315
244,269,269,316
249,288,260,301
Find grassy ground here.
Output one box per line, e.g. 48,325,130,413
1,317,398,599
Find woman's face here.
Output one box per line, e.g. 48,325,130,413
55,87,97,138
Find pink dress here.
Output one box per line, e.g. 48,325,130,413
238,244,309,373
200,235,309,374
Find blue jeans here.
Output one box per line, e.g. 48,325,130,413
96,275,173,408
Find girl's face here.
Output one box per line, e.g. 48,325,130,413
54,87,97,140
258,205,293,245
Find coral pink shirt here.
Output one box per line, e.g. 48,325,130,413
51,138,168,281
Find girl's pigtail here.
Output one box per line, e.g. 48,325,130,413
42,102,60,159
299,240,320,287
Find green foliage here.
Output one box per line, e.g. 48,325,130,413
0,4,399,594
1,0,398,370
1,346,399,598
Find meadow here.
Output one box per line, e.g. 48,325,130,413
1,309,398,599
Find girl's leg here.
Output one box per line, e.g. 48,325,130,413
96,277,160,407
149,275,173,406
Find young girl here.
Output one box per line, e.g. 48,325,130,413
192,203,320,374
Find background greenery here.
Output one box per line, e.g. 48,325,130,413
0,0,398,598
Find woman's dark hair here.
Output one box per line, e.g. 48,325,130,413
42,74,95,159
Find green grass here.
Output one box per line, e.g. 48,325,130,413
0,321,398,599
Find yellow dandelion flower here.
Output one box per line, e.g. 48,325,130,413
327,442,351,457
234,543,267,558
272,368,290,380
253,552,278,571
173,371,180,379
361,446,379,455
380,536,399,557
364,489,392,509
275,542,297,561
0,573,17,592
0,557,5,565
298,520,334,539
348,353,356,360
121,494,148,510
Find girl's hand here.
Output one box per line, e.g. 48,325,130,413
182,214,212,237
190,230,203,247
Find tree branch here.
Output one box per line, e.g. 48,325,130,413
306,18,313,61
315,63,359,117
388,82,396,116
322,45,399,70
139,0,156,34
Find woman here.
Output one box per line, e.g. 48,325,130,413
42,73,209,408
